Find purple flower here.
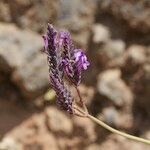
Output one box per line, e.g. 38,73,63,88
74,49,90,70
43,23,90,113
60,32,90,86
43,24,73,114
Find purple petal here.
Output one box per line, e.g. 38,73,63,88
74,49,90,70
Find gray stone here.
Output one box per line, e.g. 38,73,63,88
127,45,146,64
92,24,110,44
103,40,125,59
98,0,150,33
143,63,150,79
98,39,126,67
0,23,49,98
73,116,97,142
100,106,134,129
57,0,96,30
0,0,58,32
57,0,97,49
135,63,150,116
97,69,133,106
45,107,73,135
101,107,119,126
86,144,100,150
0,1,11,22
0,137,23,150
99,134,150,150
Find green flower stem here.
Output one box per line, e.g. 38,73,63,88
76,106,150,145
73,80,150,145
87,114,150,145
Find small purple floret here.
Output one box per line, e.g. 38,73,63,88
74,49,90,70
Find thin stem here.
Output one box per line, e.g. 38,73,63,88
75,86,88,113
75,86,83,105
74,112,86,117
73,100,87,117
75,106,150,145
73,105,87,117
66,74,87,112
87,114,150,145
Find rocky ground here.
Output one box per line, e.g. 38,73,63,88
0,0,150,150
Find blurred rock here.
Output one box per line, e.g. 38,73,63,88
73,117,97,142
143,63,150,79
99,106,134,130
0,137,23,150
6,112,59,150
34,133,58,150
144,130,150,140
147,46,150,61
95,39,126,68
101,107,119,126
0,1,11,22
0,23,49,98
133,63,150,116
122,45,147,76
123,47,150,116
103,40,125,59
86,144,100,150
92,24,110,44
45,107,73,135
98,0,150,33
11,54,49,98
0,0,58,32
57,137,81,150
97,69,133,106
72,31,90,50
115,113,134,130
100,134,150,150
58,0,96,31
102,40,126,67
127,45,146,64
0,72,4,83
57,0,97,49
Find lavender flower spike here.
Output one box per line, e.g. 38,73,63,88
60,32,90,86
43,24,73,114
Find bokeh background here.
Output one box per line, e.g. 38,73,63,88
0,0,150,149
